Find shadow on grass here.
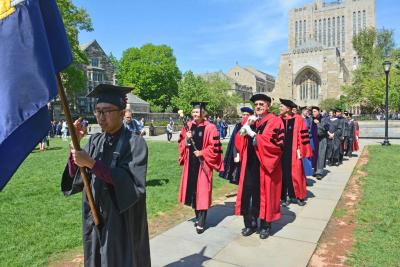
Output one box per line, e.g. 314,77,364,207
147,178,169,187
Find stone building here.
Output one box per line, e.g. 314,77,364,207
78,39,116,116
273,0,375,108
227,64,275,101
52,40,149,120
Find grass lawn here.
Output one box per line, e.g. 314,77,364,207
348,145,400,267
0,138,230,266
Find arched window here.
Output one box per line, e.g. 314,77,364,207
319,19,322,43
328,18,331,46
299,20,302,46
332,17,335,46
323,18,326,45
353,11,356,36
337,16,340,50
298,70,320,100
314,20,317,41
363,10,366,28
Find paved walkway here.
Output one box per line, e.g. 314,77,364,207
149,139,399,267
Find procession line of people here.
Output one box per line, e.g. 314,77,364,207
62,83,360,265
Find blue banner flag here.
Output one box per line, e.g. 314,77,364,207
0,0,72,190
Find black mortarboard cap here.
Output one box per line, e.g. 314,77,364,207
299,106,310,111
250,93,271,103
191,101,208,116
279,98,297,109
87,84,132,109
240,106,254,114
191,101,208,110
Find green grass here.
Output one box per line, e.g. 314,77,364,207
348,145,400,267
0,138,228,266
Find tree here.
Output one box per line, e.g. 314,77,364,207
172,71,209,115
108,53,119,79
204,73,241,117
319,98,341,112
171,71,241,117
57,0,93,96
343,28,400,112
118,44,182,110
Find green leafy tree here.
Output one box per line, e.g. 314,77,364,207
171,71,209,115
118,44,182,110
172,72,241,117
108,52,119,81
204,73,241,117
343,28,400,112
57,0,93,96
319,98,341,112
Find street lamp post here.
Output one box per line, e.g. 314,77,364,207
382,60,392,146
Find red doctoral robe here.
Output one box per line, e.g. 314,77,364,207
235,113,285,222
178,120,224,210
282,114,313,200
353,121,360,152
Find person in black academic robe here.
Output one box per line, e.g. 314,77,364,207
336,109,348,164
345,113,356,157
326,110,342,166
61,84,151,267
219,107,254,185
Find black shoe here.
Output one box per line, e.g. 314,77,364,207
196,226,205,234
280,199,290,207
316,174,323,180
296,199,306,206
259,228,270,239
241,227,256,236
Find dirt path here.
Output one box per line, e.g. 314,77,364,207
308,147,368,267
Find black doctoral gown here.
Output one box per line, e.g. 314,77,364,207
61,127,151,267
219,122,242,185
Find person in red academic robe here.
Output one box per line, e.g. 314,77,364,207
352,114,360,152
279,99,313,207
178,102,224,234
235,93,285,239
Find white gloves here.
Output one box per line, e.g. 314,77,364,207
242,124,256,138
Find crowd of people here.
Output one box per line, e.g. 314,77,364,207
62,83,361,265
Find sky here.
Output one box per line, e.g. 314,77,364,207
74,0,400,76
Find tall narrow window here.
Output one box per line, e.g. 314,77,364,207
299,20,302,46
328,18,331,46
337,16,340,50
332,17,335,46
304,20,307,43
319,19,322,43
358,11,361,33
314,20,317,41
342,16,345,52
323,18,326,46
363,10,366,28
295,21,298,47
353,11,356,36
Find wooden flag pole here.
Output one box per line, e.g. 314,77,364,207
56,74,101,226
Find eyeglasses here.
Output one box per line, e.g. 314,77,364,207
254,103,266,106
94,109,121,117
